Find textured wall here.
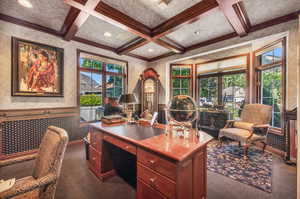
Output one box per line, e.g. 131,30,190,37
0,20,147,110
147,20,299,110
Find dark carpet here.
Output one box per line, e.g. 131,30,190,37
207,141,272,193
0,143,296,199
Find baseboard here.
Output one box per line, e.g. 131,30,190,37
68,139,83,146
255,142,285,157
0,149,38,160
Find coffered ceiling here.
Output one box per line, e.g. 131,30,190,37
243,0,300,25
165,8,233,47
101,0,202,28
0,0,70,31
76,16,137,48
131,42,170,58
0,0,299,62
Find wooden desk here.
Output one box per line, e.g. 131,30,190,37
88,122,213,199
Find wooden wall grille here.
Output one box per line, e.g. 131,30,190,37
266,133,285,152
0,116,80,156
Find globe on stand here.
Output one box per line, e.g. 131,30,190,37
166,95,198,138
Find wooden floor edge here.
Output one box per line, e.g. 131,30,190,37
68,139,84,146
255,142,285,157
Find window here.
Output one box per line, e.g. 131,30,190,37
170,64,193,97
222,73,246,119
78,50,127,122
196,54,249,120
255,39,285,129
198,76,218,106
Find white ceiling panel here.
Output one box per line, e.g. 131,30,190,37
243,0,300,25
165,8,234,47
0,0,70,31
102,0,202,28
76,16,137,48
131,42,171,58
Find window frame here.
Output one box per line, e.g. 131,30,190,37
253,38,286,133
77,49,128,123
169,64,194,98
195,54,250,106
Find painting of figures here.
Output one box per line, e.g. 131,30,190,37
12,37,64,97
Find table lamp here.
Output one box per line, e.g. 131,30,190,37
119,94,137,123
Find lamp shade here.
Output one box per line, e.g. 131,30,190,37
119,94,137,104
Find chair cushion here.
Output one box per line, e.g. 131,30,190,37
233,121,254,130
219,128,265,144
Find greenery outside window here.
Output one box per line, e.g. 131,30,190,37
198,77,218,106
222,73,246,119
255,39,285,129
78,50,127,122
170,64,193,97
196,54,249,120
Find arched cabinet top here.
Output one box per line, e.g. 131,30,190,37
140,68,159,80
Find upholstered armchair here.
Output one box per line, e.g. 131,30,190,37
0,126,69,199
219,104,272,159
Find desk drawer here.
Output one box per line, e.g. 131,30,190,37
138,149,177,181
103,134,136,155
137,179,168,199
138,163,175,199
90,132,102,152
89,146,101,172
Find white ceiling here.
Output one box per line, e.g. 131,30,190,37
101,0,202,28
165,8,234,47
243,0,300,25
130,42,171,58
0,0,70,31
76,16,137,48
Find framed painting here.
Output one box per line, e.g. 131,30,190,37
12,37,64,97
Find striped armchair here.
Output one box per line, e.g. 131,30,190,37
0,126,69,199
219,104,272,159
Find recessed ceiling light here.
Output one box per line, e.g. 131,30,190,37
18,0,33,8
194,31,201,35
104,32,112,37
148,49,154,52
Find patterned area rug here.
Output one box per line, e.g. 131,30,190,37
207,140,272,193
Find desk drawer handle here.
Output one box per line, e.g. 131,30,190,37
149,178,157,187
149,160,156,164
125,145,130,149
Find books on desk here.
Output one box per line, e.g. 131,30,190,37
101,115,126,126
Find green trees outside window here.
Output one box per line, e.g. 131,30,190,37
199,77,218,105
106,75,124,98
222,73,246,119
256,43,284,129
79,54,126,122
171,65,192,97
261,66,282,128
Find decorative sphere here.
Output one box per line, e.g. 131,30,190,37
167,95,198,123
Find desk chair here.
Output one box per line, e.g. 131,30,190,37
0,126,69,199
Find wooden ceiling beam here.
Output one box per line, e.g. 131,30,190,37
60,7,81,35
151,0,219,39
63,0,101,41
217,0,251,36
154,39,185,54
148,11,300,62
64,0,152,39
0,13,62,37
116,38,150,55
